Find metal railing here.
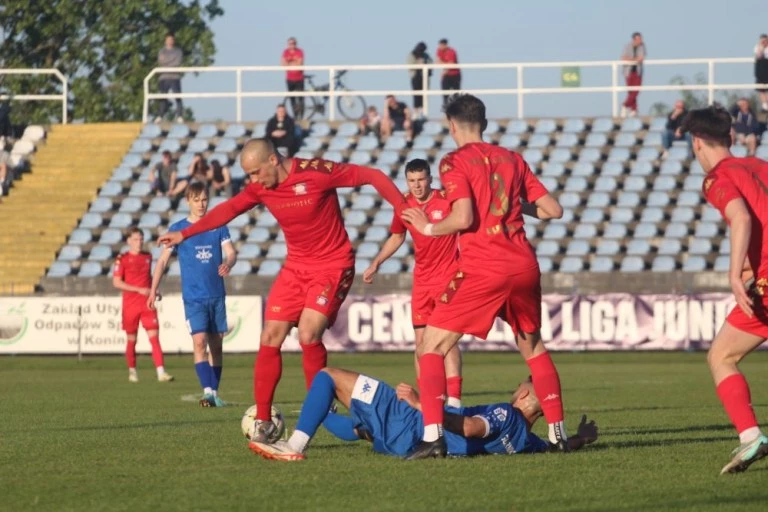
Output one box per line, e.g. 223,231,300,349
143,57,765,122
0,69,68,124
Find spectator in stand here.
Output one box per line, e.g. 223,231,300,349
0,96,11,144
381,95,413,141
149,150,186,198
282,37,305,120
436,39,461,106
207,159,232,197
266,104,297,156
407,42,433,118
155,33,184,123
621,32,646,118
0,151,10,199
662,100,691,158
754,34,768,112
731,98,761,156
188,153,210,187
359,106,381,138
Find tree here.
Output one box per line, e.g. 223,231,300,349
0,1,224,124
650,72,761,116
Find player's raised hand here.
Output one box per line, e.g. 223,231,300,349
401,207,429,234
157,231,183,247
396,382,421,410
730,274,754,318
576,414,598,444
362,263,379,284
218,263,231,277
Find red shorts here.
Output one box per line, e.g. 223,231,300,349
428,269,541,339
411,281,444,328
123,303,159,335
265,266,354,326
726,301,768,339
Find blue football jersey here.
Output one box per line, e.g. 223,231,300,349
170,219,231,301
444,403,549,456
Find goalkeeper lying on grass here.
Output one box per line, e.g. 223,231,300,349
248,367,597,461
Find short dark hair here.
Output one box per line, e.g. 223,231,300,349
186,181,208,200
680,105,732,148
439,38,448,45
632,32,641,38
405,158,430,175
165,32,175,39
162,150,172,158
277,103,286,109
126,227,143,239
444,94,487,131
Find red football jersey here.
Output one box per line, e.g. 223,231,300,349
182,158,404,272
436,47,460,76
704,156,768,289
113,251,152,307
439,142,548,277
390,190,457,284
282,48,304,81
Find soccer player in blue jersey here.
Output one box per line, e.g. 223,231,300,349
249,368,597,461
149,182,237,407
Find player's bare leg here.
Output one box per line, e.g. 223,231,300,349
252,320,293,441
406,326,462,460
126,333,138,382
707,321,768,474
413,327,462,408
207,333,225,406
517,330,568,450
146,328,173,382
296,308,330,389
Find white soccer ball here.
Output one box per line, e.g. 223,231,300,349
241,404,286,442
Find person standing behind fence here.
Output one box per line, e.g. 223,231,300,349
282,37,305,120
407,42,433,119
436,39,461,106
156,33,184,124
620,32,646,118
754,34,768,112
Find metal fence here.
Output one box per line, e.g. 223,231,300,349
0,69,68,124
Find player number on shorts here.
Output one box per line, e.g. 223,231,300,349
490,173,509,216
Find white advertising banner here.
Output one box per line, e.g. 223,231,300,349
0,296,262,354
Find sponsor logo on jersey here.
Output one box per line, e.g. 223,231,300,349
195,246,213,263
430,210,444,220
493,407,508,422
316,296,328,306
293,183,307,195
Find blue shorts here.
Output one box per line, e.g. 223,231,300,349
183,297,228,335
349,375,423,457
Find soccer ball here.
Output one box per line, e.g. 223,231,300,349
241,404,285,442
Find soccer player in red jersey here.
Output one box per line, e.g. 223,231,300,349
399,95,566,458
112,228,173,383
680,105,768,474
158,138,406,443
363,158,463,407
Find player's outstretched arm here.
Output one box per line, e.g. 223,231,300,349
170,190,260,243
329,163,407,212
521,193,563,220
148,247,173,310
402,198,473,236
562,415,598,452
364,232,406,283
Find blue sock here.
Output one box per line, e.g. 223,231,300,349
210,366,222,391
194,362,212,391
295,371,335,437
323,412,361,442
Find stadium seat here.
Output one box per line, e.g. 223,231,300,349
541,162,566,177
603,223,627,238
345,210,368,227
522,149,543,166
664,223,688,239
607,147,630,162
578,148,601,164
355,259,372,274
660,160,682,175
636,148,659,161
364,226,388,242
138,213,162,229
548,149,571,164
139,124,162,139
620,256,645,272
573,223,598,239
590,256,614,272
671,206,695,223
78,261,104,278
566,240,590,256
623,176,647,192
756,146,768,160
111,166,134,182
346,226,360,241
586,192,610,208
609,207,633,223
129,181,153,197
626,239,650,255
311,122,332,137
648,117,667,132
629,161,653,176
377,151,400,167
538,256,554,273
714,255,729,272
379,259,403,274
225,213,249,229
349,151,372,165
506,120,529,134
99,181,123,197
266,243,288,259
652,256,676,272
167,261,181,276
559,256,584,273
642,132,663,147
570,162,594,177
640,208,664,224
536,240,559,256
677,191,700,207
148,197,171,213
224,124,247,138
229,261,252,276
169,212,187,225
196,124,218,139
89,197,114,213
614,133,636,147
562,119,585,133
119,197,143,213
731,145,748,158
633,223,658,238
58,245,82,261
301,137,323,152
121,154,143,168
601,162,624,177
700,206,720,222
328,136,352,152
47,261,72,278
527,134,550,149
645,191,669,208
617,191,640,208
689,238,712,255
524,224,536,240
356,242,379,259
252,124,267,138
88,245,113,262
158,139,181,153
383,136,408,151
580,208,605,223
412,135,435,150
695,222,719,238
555,133,579,149
79,212,103,229
257,212,277,227
237,244,262,260
422,121,444,136
690,160,704,174
129,139,152,153
591,118,614,133
683,256,707,272
214,138,238,153
228,228,242,243
558,192,580,208
584,133,607,148
565,177,587,193
683,175,704,191
658,239,681,255
441,137,458,150
373,210,394,226
68,229,93,245
594,176,617,192
534,119,556,134
406,149,429,162
539,176,558,192
109,213,133,229
620,117,643,132
352,195,376,210
499,134,521,149
667,146,690,161
246,227,270,243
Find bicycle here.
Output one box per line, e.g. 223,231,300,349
286,70,367,121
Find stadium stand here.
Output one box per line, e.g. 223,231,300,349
8,116,748,286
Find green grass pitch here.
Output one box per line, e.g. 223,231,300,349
2,352,767,511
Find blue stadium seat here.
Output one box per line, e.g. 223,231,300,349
140,124,162,139
683,255,707,272
690,160,704,174
99,181,123,197
536,240,559,256
667,146,690,161
610,208,634,224
356,136,379,151
352,195,376,210
237,244,261,259
208,152,229,165
406,149,429,162
620,256,645,272
683,175,704,191
527,134,550,149
640,207,664,224
377,151,400,167
601,162,624,177
648,117,667,132
229,261,252,276
301,138,323,152
158,139,181,153
138,213,162,229
311,122,332,137
186,138,210,153
355,259,371,274
700,206,720,222
556,133,578,149
506,120,529,134
346,226,360,241
558,192,580,208
167,261,181,276
562,119,585,133
111,167,134,181
580,208,605,223
412,135,435,150
534,119,557,134
560,256,584,273
373,210,394,226
99,228,123,245
109,213,133,229
548,149,571,164
623,176,647,192
169,212,186,225
523,224,536,240
626,239,650,255
523,149,543,166
614,133,636,147
499,134,521,149
695,222,719,238
719,239,730,254
79,213,103,229
90,198,115,215
364,226,388,242
119,197,143,213
69,229,93,245
440,137,458,150
586,192,610,208
228,228,242,243
629,161,653,176
653,176,677,192
620,118,643,132
214,138,238,153
671,206,694,223
633,223,658,238
570,162,594,177
607,147,630,162
129,182,152,197
348,151,372,165
617,191,640,208
226,213,249,229
591,118,615,133
543,224,567,240
652,256,676,272
573,224,597,239
756,146,768,160
660,160,682,175
564,177,588,192
58,245,82,261
47,262,72,278
121,154,143,168
256,212,277,227
485,120,501,134
645,191,669,208
252,123,267,138
714,255,729,272
603,223,627,238
229,163,246,181
566,240,590,256
78,262,104,278
689,238,712,255
196,124,218,139
658,239,681,255
246,227,270,243
266,243,288,259
356,242,379,259
731,145,748,158
345,210,368,227
148,197,171,213
642,132,663,147
129,139,153,153
590,256,614,272
379,259,403,274
327,136,352,152
384,137,407,151
542,162,566,177
664,223,688,239
578,148,601,164
422,121,444,136
636,147,659,161
88,245,113,262
537,256,554,273
224,124,247,138
594,176,617,193
677,191,700,207
584,133,607,148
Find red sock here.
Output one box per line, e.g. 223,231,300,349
717,373,759,434
526,352,564,423
148,335,164,368
300,341,328,389
125,341,137,369
446,376,463,400
254,346,282,421
418,354,447,430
